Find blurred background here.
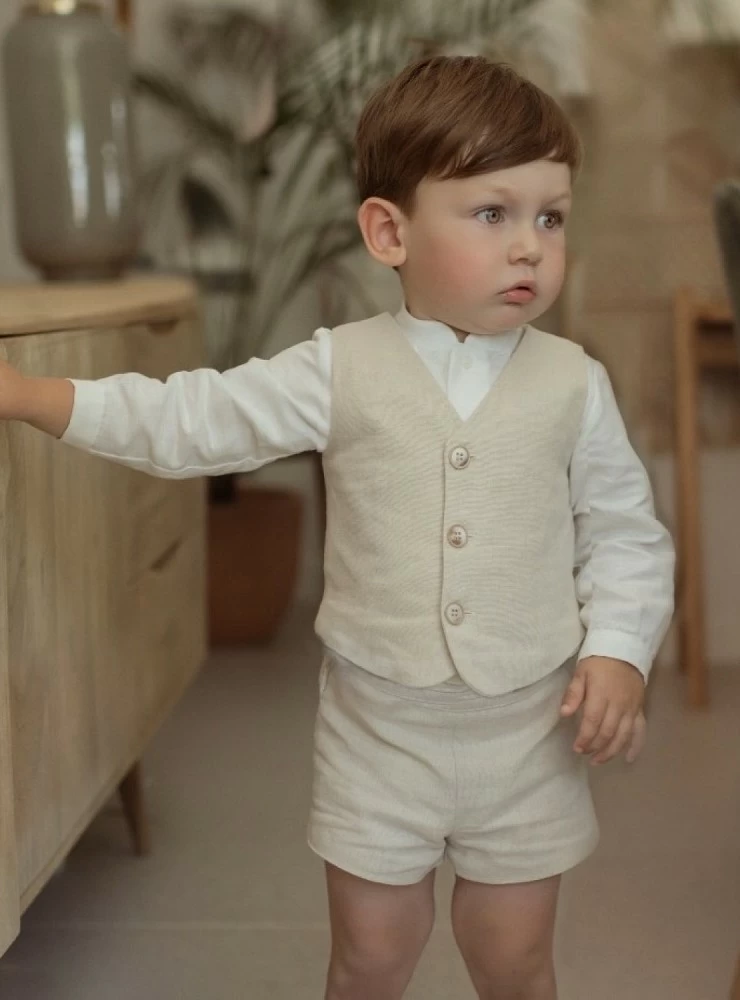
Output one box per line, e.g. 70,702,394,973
0,1,739,998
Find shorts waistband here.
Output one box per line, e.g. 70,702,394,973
322,647,572,710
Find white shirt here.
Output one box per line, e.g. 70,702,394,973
64,306,676,678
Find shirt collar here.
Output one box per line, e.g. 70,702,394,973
394,304,524,354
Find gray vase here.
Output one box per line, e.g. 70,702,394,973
2,1,138,281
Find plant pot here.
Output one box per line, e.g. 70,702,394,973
207,486,303,646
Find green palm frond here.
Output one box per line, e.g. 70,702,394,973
134,72,243,157
280,13,418,144
318,0,392,23
240,220,364,364
279,0,549,144
167,5,281,83
409,0,541,41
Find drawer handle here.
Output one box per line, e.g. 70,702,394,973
150,539,183,573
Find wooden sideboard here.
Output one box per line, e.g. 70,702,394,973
0,277,207,957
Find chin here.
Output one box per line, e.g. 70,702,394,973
501,301,548,324
487,303,543,328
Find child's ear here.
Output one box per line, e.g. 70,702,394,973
357,198,408,269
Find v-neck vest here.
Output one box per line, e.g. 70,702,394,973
315,313,589,695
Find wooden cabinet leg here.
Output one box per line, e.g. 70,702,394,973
118,762,151,856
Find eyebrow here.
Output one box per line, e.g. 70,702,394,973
484,186,573,204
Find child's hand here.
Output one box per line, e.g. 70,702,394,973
0,358,27,421
560,656,646,766
0,361,74,437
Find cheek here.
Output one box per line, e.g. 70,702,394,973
546,243,567,285
415,230,491,292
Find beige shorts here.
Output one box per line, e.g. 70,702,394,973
308,652,599,886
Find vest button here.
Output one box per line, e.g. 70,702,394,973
445,602,464,625
447,525,468,548
449,446,470,470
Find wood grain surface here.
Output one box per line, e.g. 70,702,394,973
0,276,198,336
0,343,21,958
0,285,206,953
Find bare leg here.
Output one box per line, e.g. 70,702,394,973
451,874,561,1000
324,863,436,1000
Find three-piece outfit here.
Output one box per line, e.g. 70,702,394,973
63,306,675,885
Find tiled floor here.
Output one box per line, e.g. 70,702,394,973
1,605,739,1000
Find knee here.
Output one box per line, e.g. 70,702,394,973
469,941,556,999
329,913,434,996
510,952,556,997
333,921,431,981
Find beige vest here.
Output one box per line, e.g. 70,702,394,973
314,313,588,695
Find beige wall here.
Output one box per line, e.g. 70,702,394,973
569,1,740,449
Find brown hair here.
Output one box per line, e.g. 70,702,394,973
355,56,582,213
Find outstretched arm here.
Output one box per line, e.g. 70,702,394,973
0,329,333,479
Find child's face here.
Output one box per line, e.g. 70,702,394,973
398,159,571,336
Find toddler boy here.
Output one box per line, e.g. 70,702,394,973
0,56,674,1000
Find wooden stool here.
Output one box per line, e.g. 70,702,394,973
673,287,739,708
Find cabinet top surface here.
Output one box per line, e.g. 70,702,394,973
0,276,198,336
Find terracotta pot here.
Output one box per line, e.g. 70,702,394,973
207,487,303,646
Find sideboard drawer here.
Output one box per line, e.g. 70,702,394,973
125,476,202,586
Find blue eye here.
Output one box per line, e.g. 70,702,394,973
539,211,565,230
475,207,565,228
476,207,505,225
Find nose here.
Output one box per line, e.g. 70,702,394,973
507,227,543,266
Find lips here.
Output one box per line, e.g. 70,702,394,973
501,282,537,304
503,279,536,293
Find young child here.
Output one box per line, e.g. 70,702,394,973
0,57,674,1000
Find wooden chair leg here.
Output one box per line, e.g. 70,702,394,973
118,762,151,856
673,288,709,708
730,951,740,1000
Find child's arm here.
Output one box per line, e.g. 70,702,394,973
0,330,333,478
562,359,676,764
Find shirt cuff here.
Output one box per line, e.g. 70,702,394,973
60,379,107,450
578,628,653,681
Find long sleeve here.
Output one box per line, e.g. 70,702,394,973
571,360,675,679
61,329,334,478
